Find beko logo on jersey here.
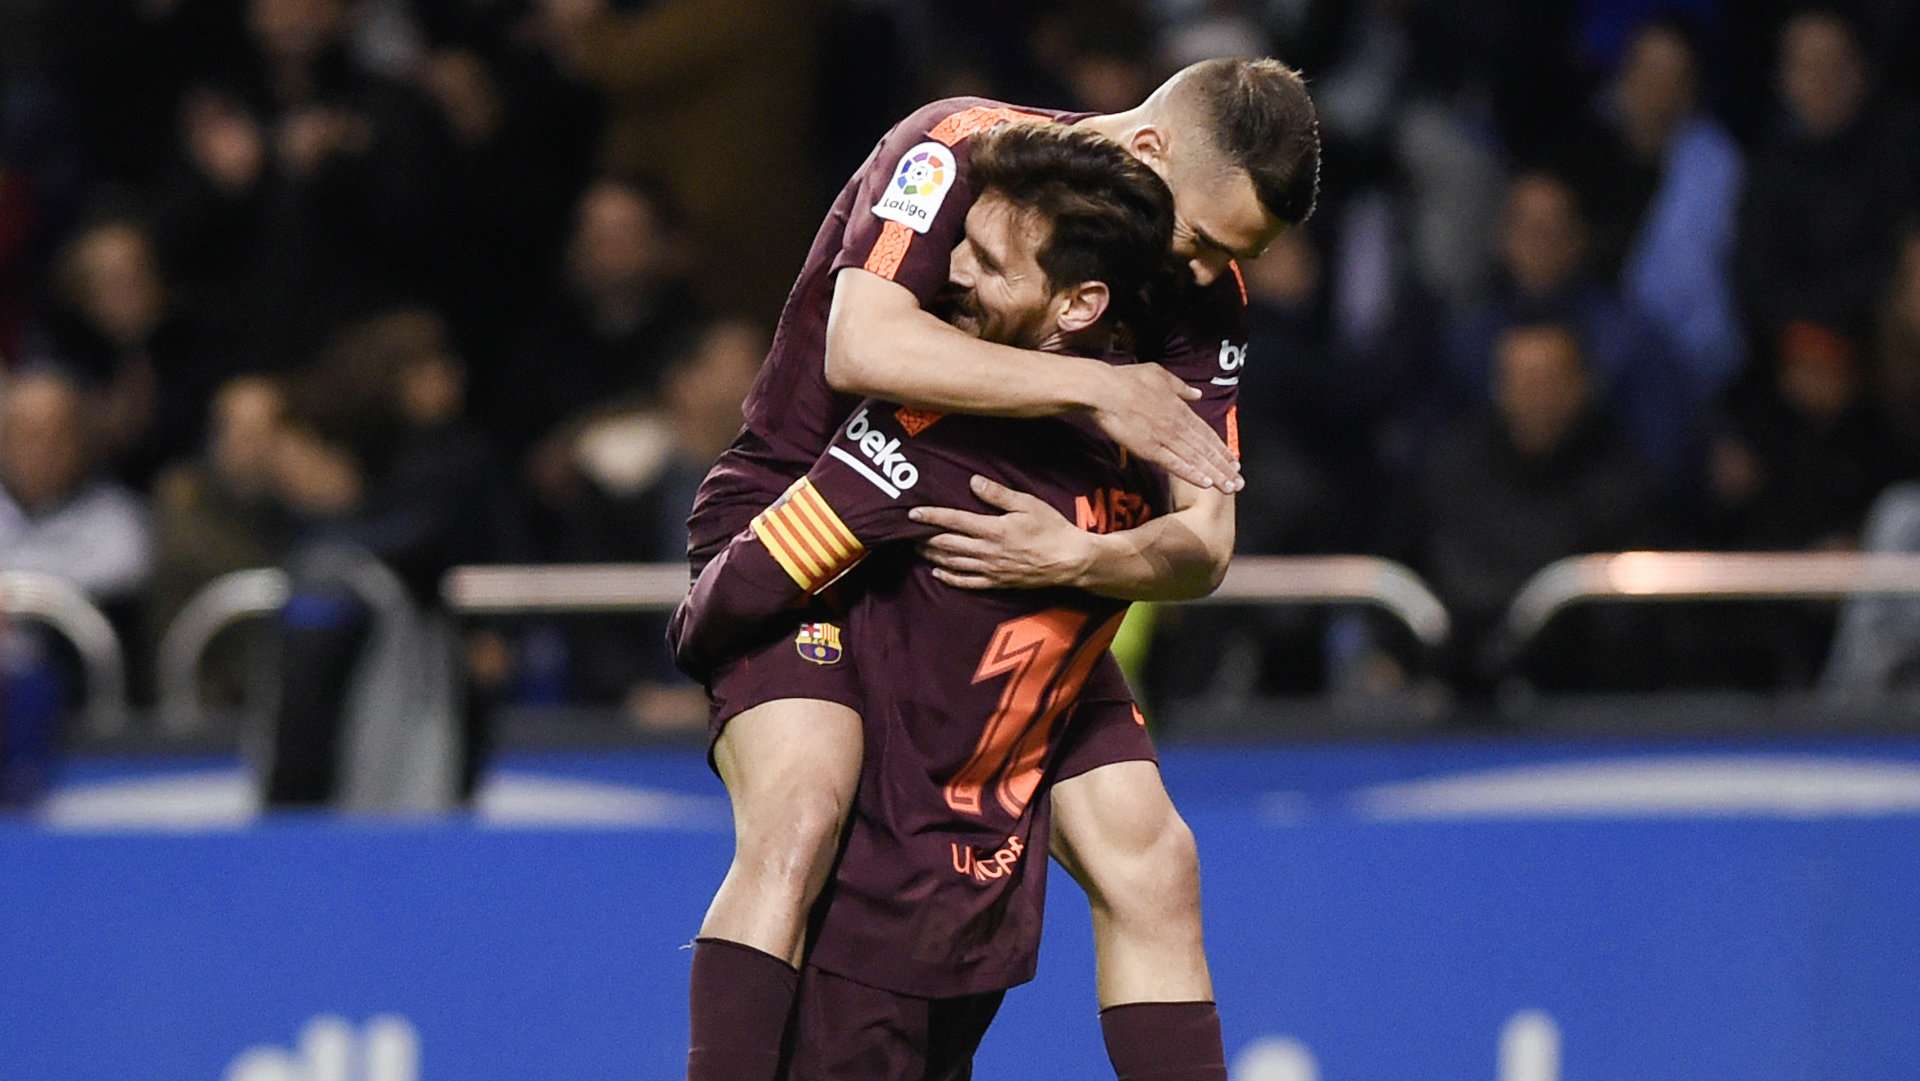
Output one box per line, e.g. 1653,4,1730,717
872,140,956,235
831,407,920,498
1212,339,1246,386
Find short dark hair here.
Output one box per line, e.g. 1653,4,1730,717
968,122,1174,329
1182,57,1321,226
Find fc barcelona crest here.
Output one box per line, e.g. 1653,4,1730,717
795,622,844,666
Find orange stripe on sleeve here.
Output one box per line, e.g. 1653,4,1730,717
863,221,913,280
928,105,1049,145
1226,405,1241,460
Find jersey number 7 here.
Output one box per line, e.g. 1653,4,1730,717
944,608,1127,820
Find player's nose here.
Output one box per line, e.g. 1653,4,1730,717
1188,257,1223,287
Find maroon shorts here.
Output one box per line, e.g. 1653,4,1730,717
701,609,865,760
1054,688,1160,784
780,964,1005,1081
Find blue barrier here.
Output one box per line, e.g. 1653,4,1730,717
4,741,1919,1081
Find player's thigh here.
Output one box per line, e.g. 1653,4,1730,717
1050,758,1198,913
714,697,863,846
706,621,868,848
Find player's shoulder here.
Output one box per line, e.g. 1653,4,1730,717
1155,262,1249,354
892,96,1066,148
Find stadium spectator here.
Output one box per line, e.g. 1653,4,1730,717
146,376,292,706
548,319,763,728
1412,323,1662,689
263,309,516,805
1875,227,1920,472
1823,481,1920,696
1561,16,1746,402
495,175,701,470
1027,2,1161,115
29,213,231,489
1735,9,1920,342
1237,228,1399,557
0,368,152,603
1708,320,1902,552
538,0,823,316
1446,171,1695,487
0,164,35,364
155,0,453,364
413,24,602,368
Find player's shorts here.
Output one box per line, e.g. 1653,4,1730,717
1054,689,1160,784
687,459,867,763
780,964,1005,1081
701,610,865,762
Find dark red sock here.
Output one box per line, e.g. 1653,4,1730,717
1099,1001,1227,1081
686,937,799,1081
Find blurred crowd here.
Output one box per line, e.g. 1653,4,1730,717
2,0,1919,770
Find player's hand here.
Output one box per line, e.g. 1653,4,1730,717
1088,363,1241,493
910,475,1096,590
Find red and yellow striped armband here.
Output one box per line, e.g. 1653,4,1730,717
751,478,867,593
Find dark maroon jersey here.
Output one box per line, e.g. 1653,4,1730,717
670,378,1168,997
683,96,1247,573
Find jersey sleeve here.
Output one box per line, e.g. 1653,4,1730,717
830,99,1054,309
668,401,980,678
1153,264,1250,459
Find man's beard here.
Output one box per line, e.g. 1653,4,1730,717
933,284,986,338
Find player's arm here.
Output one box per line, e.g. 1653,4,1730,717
668,480,864,679
828,271,1236,492
667,402,952,677
826,102,1238,491
914,273,1250,600
914,474,1233,601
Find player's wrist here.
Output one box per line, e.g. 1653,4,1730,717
1065,530,1110,590
1063,356,1122,416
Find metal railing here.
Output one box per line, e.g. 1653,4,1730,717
67,550,1920,738
0,571,129,737
157,550,420,736
156,568,290,735
440,556,1452,650
1504,551,1920,652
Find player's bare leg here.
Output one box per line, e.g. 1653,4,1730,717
1051,759,1226,1081
687,698,862,1081
706,698,862,961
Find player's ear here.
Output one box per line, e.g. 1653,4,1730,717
1126,125,1170,177
1056,281,1110,334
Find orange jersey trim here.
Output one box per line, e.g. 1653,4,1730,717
1227,260,1248,306
928,105,1050,146
1225,405,1241,460
895,407,944,436
864,221,913,281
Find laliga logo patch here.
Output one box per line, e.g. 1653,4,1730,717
872,140,956,235
795,622,844,666
830,406,920,498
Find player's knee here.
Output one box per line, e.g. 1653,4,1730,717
1149,813,1203,912
1082,810,1202,927
738,786,849,896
